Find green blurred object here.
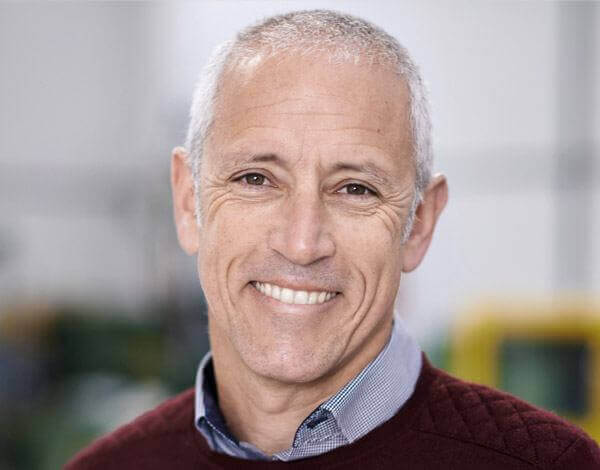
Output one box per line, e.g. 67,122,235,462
0,302,209,470
499,339,590,417
422,338,451,372
49,312,167,380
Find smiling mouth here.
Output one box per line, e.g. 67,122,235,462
251,281,338,305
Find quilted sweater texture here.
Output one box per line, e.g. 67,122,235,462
65,358,600,469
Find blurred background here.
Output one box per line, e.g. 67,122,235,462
1,1,599,468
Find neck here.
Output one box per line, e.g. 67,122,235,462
208,319,392,456
214,368,327,455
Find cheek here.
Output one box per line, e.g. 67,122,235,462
198,201,268,278
197,204,263,325
333,214,403,301
335,212,400,263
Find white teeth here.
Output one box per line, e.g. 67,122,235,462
294,290,308,304
253,282,336,305
280,288,294,304
272,285,281,300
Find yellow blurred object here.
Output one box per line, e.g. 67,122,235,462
451,298,600,441
0,303,56,346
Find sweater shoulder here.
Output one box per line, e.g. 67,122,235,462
412,365,600,468
65,388,197,469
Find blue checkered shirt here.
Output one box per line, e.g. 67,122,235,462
194,318,422,461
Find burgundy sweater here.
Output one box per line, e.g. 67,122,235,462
65,358,600,469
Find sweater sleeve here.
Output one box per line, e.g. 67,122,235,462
552,435,600,470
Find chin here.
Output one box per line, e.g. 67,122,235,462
238,339,342,385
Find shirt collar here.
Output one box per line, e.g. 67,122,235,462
319,319,421,442
195,352,230,438
195,316,421,456
194,351,212,429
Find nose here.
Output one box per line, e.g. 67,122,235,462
268,190,336,266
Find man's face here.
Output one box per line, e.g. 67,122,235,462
195,54,416,384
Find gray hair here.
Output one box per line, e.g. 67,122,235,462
184,9,433,241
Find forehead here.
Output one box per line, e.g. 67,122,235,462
208,52,413,170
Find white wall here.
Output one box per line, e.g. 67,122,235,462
0,4,172,311
590,5,600,292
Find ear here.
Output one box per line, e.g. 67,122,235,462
401,174,448,272
171,147,200,255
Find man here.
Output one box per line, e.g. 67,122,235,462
67,9,600,469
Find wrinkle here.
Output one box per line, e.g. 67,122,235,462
307,126,382,133
228,125,289,141
336,268,375,367
377,189,414,236
274,112,346,117
202,188,232,224
294,92,391,119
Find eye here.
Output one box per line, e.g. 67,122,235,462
235,172,272,186
337,183,376,197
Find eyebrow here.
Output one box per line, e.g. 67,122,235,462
332,161,393,187
248,153,282,164
219,152,287,172
221,152,394,187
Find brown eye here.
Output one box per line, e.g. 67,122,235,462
243,173,266,185
338,183,375,196
347,183,367,195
